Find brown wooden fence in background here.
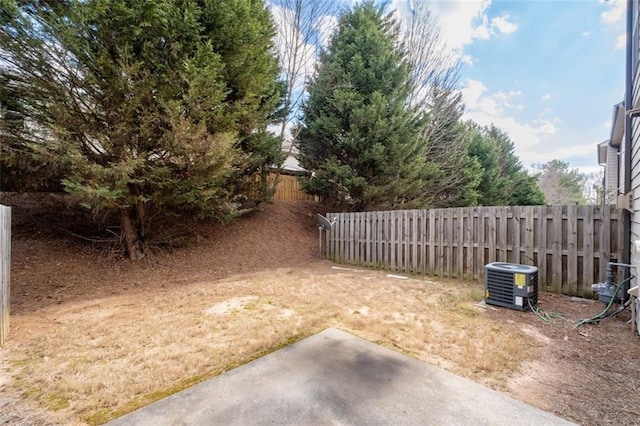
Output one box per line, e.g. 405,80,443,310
326,205,622,297
269,173,316,202
0,205,11,347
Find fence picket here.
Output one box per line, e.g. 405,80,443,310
512,206,521,263
446,209,453,278
420,210,428,274
525,207,535,265
476,208,486,278
487,208,496,264
537,206,548,290
428,210,435,275
551,206,563,293
567,206,578,295
465,208,473,280
411,210,418,272
600,205,611,283
385,210,391,268
438,209,445,278
583,206,595,295
498,207,508,262
456,208,464,278
340,213,347,262
0,205,11,347
403,210,409,272
390,211,396,270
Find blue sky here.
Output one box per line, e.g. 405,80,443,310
270,0,626,174
409,0,626,174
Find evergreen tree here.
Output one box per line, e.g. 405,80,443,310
418,94,482,208
468,124,545,206
0,0,282,258
467,126,505,205
297,1,430,210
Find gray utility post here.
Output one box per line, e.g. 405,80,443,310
316,214,336,259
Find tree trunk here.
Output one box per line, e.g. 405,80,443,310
121,208,144,260
270,126,301,198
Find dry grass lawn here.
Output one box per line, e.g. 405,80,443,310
3,264,542,424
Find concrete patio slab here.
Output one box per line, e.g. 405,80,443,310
106,328,574,425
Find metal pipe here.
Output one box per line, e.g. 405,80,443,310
625,0,633,198
606,262,635,284
607,262,636,268
622,0,634,286
605,262,635,303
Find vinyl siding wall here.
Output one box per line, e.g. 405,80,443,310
629,0,640,332
631,0,640,258
606,145,620,202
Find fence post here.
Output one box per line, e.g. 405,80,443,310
567,205,578,295
583,205,595,296
0,205,11,347
551,206,563,293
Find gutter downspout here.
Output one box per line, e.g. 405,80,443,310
623,0,634,284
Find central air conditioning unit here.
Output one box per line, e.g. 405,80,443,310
484,262,538,311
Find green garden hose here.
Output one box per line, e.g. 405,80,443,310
575,277,632,327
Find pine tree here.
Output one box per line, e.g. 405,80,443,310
0,0,282,258
418,94,482,208
297,1,430,210
468,124,545,206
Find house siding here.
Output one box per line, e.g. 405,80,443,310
606,145,619,202
629,0,640,332
631,0,640,256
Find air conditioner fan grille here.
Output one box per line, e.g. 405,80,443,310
486,270,514,305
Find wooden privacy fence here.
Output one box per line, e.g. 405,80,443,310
0,205,10,347
268,173,316,202
326,205,623,297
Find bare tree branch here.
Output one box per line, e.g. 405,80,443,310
268,0,340,190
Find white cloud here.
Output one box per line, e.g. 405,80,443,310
581,31,591,37
269,4,321,96
600,0,625,25
461,79,560,152
315,14,338,48
540,94,551,102
615,33,626,50
426,0,492,50
576,164,607,175
520,143,595,164
472,15,492,40
460,54,474,66
534,119,558,135
415,1,518,67
598,0,627,51
491,14,517,34
462,79,501,115
494,90,522,101
426,2,518,49
460,79,597,170
493,90,524,109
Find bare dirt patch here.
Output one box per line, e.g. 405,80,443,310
1,196,639,425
